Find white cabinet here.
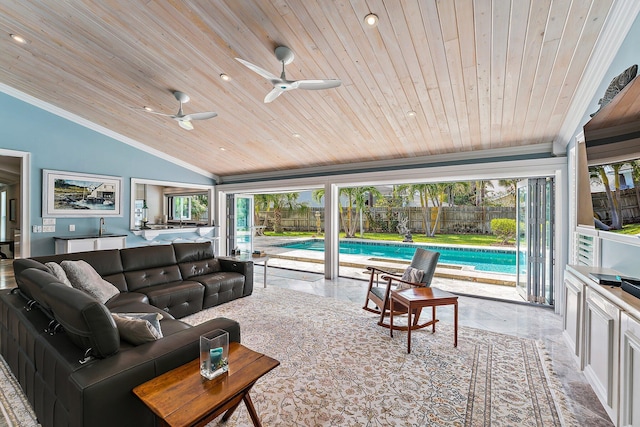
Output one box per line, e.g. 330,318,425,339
563,271,586,368
564,264,640,426
620,312,640,427
55,235,127,254
584,287,621,425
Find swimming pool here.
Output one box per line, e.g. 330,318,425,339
278,239,517,274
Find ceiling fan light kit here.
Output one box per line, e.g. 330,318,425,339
236,45,342,103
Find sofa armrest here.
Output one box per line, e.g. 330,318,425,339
218,258,254,297
68,317,240,427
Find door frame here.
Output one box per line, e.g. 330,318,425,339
0,148,30,258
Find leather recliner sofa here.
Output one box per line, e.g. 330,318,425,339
0,242,254,427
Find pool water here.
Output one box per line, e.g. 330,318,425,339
278,239,517,274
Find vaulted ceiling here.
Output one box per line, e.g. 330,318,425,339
0,1,634,181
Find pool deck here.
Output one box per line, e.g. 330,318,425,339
254,236,524,302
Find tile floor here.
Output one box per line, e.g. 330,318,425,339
0,259,613,426
255,264,614,426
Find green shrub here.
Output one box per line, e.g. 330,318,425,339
490,218,516,244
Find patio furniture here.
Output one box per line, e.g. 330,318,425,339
390,286,458,353
362,248,440,328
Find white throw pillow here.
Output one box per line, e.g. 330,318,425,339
112,312,163,345
44,262,72,287
398,266,424,290
60,260,120,304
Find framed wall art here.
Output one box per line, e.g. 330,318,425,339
42,169,123,217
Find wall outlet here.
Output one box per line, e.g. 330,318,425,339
42,225,55,233
69,224,75,231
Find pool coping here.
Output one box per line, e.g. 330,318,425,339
268,252,516,287
271,237,518,282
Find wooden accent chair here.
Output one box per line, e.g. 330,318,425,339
363,248,440,329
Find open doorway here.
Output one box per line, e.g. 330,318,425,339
235,178,557,305
0,150,29,258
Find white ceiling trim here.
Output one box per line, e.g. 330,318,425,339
0,83,218,182
221,143,556,184
217,156,568,194
554,0,640,154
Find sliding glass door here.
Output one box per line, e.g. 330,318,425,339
516,178,554,304
226,194,254,255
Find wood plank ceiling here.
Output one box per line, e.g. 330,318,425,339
0,0,618,180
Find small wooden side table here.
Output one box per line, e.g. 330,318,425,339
133,342,279,427
390,287,458,353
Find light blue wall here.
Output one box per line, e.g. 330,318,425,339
0,91,215,256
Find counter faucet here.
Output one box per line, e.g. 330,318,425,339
99,217,106,237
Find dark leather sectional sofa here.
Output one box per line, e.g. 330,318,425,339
0,242,254,427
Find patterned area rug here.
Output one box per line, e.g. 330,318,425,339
0,356,38,426
183,287,576,426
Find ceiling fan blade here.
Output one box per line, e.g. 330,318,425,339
235,58,278,81
296,79,342,90
178,120,194,131
144,110,174,117
183,111,218,121
264,87,285,103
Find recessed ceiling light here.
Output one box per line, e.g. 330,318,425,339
364,13,379,28
219,147,226,151
407,110,416,117
292,133,301,138
220,73,230,81
143,106,153,112
10,34,27,44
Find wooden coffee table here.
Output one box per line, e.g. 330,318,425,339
133,342,279,427
389,287,458,353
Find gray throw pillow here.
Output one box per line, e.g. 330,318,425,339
60,260,120,304
399,266,424,290
112,313,163,345
44,262,72,287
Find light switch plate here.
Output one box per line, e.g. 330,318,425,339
42,218,56,225
42,225,55,233
69,224,75,231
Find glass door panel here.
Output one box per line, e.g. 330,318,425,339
516,178,554,304
516,183,528,299
228,194,253,255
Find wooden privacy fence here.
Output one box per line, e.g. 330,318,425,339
591,189,640,224
256,206,515,234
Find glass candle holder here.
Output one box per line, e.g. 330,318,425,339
200,329,229,380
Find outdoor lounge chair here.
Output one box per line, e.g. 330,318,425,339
363,247,440,329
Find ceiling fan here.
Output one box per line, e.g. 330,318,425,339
236,46,342,103
144,91,217,130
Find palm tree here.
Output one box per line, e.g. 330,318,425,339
264,193,307,233
498,179,519,206
313,186,381,237
425,183,449,237
590,165,623,229
630,160,640,213
473,180,494,206
253,194,271,236
398,183,433,236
